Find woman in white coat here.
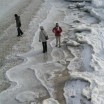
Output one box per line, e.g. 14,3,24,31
39,26,48,53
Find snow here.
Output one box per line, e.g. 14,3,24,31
92,0,104,7
66,40,80,47
43,98,60,104
1,0,104,104
64,80,91,104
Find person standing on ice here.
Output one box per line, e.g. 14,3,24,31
39,26,48,53
52,23,62,47
14,14,23,37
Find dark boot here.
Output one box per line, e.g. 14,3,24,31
45,42,47,52
17,27,23,37
42,42,45,53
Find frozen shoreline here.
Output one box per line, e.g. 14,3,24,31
1,0,104,104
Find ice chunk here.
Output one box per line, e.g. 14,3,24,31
66,40,80,47
92,0,104,7
43,98,60,104
83,87,91,100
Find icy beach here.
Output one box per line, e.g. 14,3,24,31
0,0,104,104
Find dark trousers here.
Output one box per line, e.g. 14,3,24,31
42,42,47,53
17,27,23,37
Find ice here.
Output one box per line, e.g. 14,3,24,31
16,91,37,103
66,40,80,47
31,62,65,98
81,44,93,72
64,80,90,104
65,0,91,1
0,1,52,104
63,1,104,104
0,0,20,18
73,17,104,104
92,0,104,7
51,48,65,61
0,0,32,32
83,0,104,21
43,98,59,104
1,0,104,104
91,8,104,21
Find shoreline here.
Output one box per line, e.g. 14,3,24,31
1,0,104,104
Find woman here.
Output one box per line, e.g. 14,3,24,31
39,26,48,53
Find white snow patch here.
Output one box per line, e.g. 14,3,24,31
66,40,80,46
43,98,60,104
